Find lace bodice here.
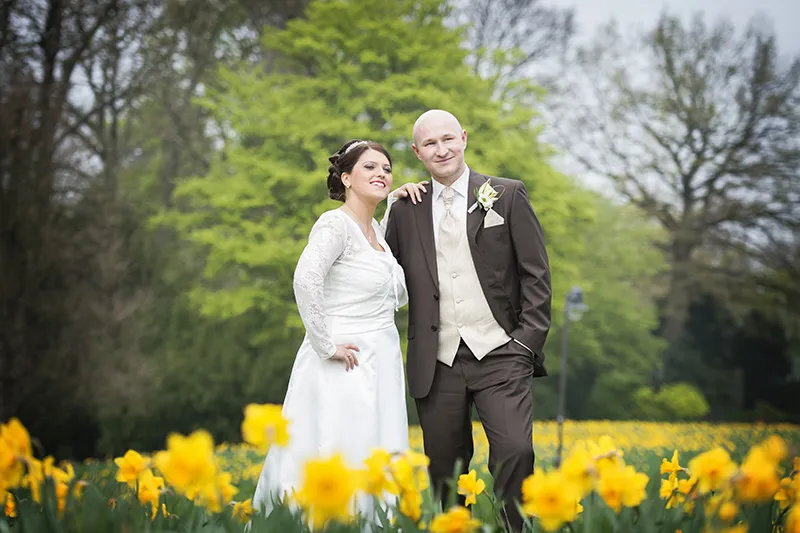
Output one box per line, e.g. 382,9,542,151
292,209,408,359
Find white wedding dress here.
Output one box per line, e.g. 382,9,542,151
252,207,410,519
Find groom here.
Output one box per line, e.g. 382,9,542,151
385,109,552,531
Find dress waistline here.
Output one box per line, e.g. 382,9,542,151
329,315,396,336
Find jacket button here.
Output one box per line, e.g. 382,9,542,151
433,294,439,301
431,325,438,332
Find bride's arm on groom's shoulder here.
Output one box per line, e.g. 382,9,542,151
384,196,402,264
381,181,427,256
292,214,346,360
379,182,427,230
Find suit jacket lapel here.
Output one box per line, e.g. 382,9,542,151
466,170,495,295
414,188,439,289
467,170,488,247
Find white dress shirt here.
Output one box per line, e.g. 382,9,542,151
381,165,471,244
431,165,470,248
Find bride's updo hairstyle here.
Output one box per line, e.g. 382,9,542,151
327,140,393,202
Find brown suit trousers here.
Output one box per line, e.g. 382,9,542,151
416,339,535,531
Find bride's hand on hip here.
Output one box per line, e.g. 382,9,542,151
390,181,428,205
332,343,360,371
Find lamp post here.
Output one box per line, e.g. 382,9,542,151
554,286,588,468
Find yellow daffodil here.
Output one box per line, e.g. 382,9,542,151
561,443,595,497
360,448,398,496
241,404,289,451
429,506,481,533
0,418,31,488
457,469,485,507
3,491,15,518
398,489,423,522
597,463,649,512
661,450,684,480
232,498,254,523
688,447,737,494
588,435,624,474
154,430,217,498
137,469,164,510
390,450,429,493
198,471,238,513
718,501,738,523
521,470,581,532
295,454,358,529
786,506,800,533
775,475,799,509
735,444,781,503
114,450,149,487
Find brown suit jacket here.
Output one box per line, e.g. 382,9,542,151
385,169,552,399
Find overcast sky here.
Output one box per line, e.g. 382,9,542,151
556,0,799,55
534,0,798,192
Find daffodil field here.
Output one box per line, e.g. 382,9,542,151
2,407,799,533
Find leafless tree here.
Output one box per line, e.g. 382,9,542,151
544,13,800,374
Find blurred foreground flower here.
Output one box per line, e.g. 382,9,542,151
521,470,581,532
3,491,15,518
429,505,481,533
597,463,649,512
154,430,217,498
361,448,398,497
688,447,737,494
787,506,800,533
295,454,358,529
241,403,289,451
0,418,32,487
389,449,429,523
198,471,238,513
735,437,784,503
589,435,623,474
398,488,423,522
560,443,595,497
390,450,429,493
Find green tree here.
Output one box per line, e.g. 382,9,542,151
68,0,313,453
157,0,594,339
534,198,669,419
157,0,668,431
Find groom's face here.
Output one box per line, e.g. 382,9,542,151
412,116,467,182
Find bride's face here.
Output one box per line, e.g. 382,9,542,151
342,149,393,203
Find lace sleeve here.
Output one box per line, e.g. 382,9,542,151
292,213,346,359
377,193,399,235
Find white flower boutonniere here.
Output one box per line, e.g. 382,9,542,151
472,179,503,212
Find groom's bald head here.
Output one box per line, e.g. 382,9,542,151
412,109,463,144
411,109,467,184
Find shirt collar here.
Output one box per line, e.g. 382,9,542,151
432,164,470,201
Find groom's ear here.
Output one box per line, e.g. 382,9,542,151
411,143,422,161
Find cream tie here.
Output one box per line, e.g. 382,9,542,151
439,186,461,252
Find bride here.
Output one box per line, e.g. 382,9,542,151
251,140,426,519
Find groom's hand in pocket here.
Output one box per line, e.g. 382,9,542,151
508,338,535,360
332,344,360,371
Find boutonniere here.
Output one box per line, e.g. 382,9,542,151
468,179,504,213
